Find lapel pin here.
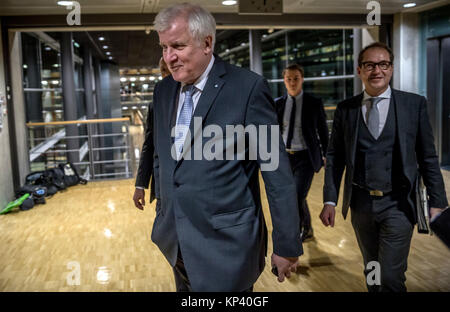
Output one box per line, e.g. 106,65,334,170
214,84,218,88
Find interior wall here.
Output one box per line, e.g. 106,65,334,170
0,19,15,207
9,31,30,186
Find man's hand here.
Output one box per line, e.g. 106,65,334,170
133,188,145,210
320,204,336,227
271,253,299,282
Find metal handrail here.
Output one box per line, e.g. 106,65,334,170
26,117,130,127
26,117,134,181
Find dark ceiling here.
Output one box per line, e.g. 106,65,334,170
64,29,244,71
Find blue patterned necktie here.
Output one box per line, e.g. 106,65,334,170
175,84,196,158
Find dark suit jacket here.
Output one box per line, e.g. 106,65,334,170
274,93,329,172
135,103,156,203
151,56,302,291
324,89,448,220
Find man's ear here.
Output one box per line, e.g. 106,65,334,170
203,35,213,54
357,66,362,77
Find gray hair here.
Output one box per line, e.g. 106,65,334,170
154,3,216,49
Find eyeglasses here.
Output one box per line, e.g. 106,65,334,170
361,61,392,71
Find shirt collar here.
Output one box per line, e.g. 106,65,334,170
181,55,215,93
363,85,391,101
288,90,303,101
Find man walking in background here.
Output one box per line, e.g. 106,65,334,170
275,64,329,241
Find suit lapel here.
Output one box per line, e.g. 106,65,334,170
177,57,227,164
392,89,407,169
349,93,364,165
166,78,180,145
277,96,287,133
301,93,309,135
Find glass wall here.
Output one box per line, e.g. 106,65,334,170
215,29,354,131
119,72,162,124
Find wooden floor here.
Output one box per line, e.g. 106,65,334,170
0,167,449,292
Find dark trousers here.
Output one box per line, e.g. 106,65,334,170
350,186,414,292
288,151,315,234
173,247,254,292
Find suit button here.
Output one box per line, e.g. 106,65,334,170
174,182,180,187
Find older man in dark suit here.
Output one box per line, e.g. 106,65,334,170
275,64,329,241
137,3,302,292
320,42,448,292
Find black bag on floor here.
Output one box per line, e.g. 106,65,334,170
25,171,51,187
17,185,47,198
59,162,87,186
16,185,47,204
46,167,67,190
20,197,35,211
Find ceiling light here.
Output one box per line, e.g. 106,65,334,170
139,77,146,81
57,1,74,6
222,0,237,5
106,52,111,55
108,56,113,60
129,77,136,82
98,37,105,41
132,106,138,110
403,2,416,8
149,76,155,81
120,77,127,82
102,45,108,49
51,80,59,85
23,64,28,69
122,107,128,110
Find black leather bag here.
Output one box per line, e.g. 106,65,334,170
59,162,87,187
46,168,67,190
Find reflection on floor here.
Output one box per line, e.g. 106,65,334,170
0,168,449,291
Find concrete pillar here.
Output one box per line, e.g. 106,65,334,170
249,30,263,76
393,13,420,93
353,28,363,95
22,34,43,122
9,31,29,185
83,47,95,120
0,18,15,204
60,32,79,164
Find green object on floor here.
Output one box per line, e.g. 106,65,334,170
0,193,30,215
